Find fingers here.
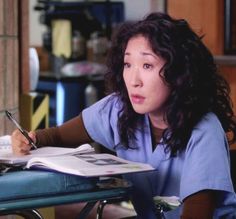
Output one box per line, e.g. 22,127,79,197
11,129,34,155
28,131,37,144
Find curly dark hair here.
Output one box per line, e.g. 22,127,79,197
105,12,236,156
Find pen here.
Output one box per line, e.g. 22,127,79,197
5,110,37,149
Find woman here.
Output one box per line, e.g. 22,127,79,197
11,12,236,218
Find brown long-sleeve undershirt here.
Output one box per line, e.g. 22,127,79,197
35,114,93,147
35,114,216,218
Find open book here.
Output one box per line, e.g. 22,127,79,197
0,135,154,176
26,153,154,177
0,135,94,165
0,135,11,150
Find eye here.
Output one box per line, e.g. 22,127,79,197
143,63,152,69
124,62,131,68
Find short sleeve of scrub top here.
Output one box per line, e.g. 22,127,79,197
180,113,236,218
82,94,121,150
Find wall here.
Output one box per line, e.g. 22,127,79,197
167,0,224,55
29,0,47,47
0,0,20,136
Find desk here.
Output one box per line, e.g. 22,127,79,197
0,170,132,219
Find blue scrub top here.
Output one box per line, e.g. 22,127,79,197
82,94,236,219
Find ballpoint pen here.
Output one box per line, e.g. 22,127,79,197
5,110,37,149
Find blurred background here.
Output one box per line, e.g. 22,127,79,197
0,0,236,218
0,0,235,136
27,0,166,128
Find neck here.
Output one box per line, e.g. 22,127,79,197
148,113,168,129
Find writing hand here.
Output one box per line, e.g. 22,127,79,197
11,129,37,155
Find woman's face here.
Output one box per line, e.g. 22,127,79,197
123,35,171,119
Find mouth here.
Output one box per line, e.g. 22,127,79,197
130,94,145,104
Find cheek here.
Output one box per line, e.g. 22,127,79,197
123,71,129,87
123,71,126,81
151,80,170,102
159,85,171,103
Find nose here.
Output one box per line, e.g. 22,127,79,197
129,67,142,87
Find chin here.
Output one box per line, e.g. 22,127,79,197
132,107,148,115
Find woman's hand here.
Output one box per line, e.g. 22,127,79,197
11,129,37,155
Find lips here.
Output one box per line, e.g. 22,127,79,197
130,94,145,104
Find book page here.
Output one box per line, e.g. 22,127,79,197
0,143,94,164
26,153,154,177
0,135,12,154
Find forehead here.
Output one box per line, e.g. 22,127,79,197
126,35,151,49
124,35,159,60
125,35,156,57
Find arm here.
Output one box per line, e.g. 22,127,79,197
36,114,93,147
181,190,216,219
11,114,93,154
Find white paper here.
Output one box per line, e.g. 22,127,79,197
0,135,12,154
26,153,154,177
0,135,11,146
0,143,94,164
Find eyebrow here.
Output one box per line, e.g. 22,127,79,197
124,51,158,59
142,52,157,58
